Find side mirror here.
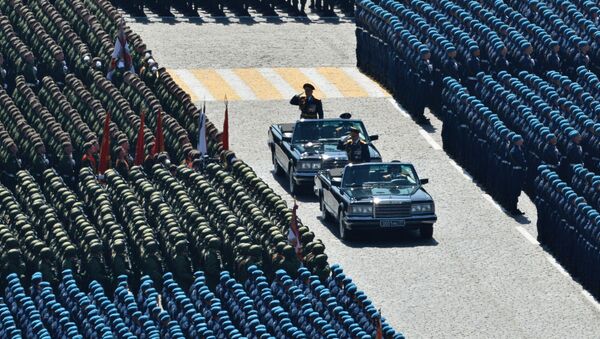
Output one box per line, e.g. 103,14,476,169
369,134,379,141
332,180,341,187
282,136,292,142
420,178,429,185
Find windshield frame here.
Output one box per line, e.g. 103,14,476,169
291,119,370,144
341,163,420,190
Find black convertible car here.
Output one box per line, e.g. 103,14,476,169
314,162,437,240
268,118,382,195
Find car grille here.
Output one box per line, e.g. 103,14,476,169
322,159,348,170
374,202,411,218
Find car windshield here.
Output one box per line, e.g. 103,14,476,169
291,120,368,143
342,164,418,188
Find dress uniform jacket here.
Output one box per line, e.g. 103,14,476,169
340,139,370,164
289,95,323,119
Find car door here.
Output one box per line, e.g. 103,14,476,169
273,132,289,171
323,180,339,216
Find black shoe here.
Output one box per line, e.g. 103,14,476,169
509,209,524,216
416,116,430,124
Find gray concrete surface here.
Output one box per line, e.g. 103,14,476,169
131,21,600,338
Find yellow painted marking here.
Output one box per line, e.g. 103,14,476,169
234,68,283,100
275,67,326,98
167,69,197,101
316,67,369,98
190,69,240,101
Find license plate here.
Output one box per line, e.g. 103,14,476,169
380,220,405,228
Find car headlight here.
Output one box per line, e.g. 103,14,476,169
349,205,373,215
298,161,321,170
411,203,434,214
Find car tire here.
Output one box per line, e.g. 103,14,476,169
288,166,298,195
419,225,433,239
338,210,352,241
272,152,283,176
320,195,331,222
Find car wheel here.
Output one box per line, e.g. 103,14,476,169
419,225,433,239
338,210,352,241
288,166,298,195
320,195,330,221
272,152,283,176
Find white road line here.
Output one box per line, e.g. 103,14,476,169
448,159,473,181
418,129,442,150
515,226,539,245
387,98,410,118
215,69,257,100
342,67,388,97
299,68,343,98
174,69,215,101
545,255,569,277
482,193,503,212
258,68,297,98
581,290,600,312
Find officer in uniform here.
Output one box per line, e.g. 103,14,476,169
508,134,526,216
560,130,584,181
1,142,21,189
416,47,433,123
55,142,76,188
545,41,562,71
290,83,323,119
81,142,97,173
542,133,561,169
339,127,370,164
50,49,68,88
465,46,481,91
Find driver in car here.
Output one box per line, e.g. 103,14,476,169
383,166,404,181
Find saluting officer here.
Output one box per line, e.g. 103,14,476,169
339,127,370,164
290,83,324,119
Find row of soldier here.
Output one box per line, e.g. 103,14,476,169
442,77,526,215
0,265,400,338
535,165,600,299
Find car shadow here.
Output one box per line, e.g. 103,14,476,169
318,216,439,248
271,170,319,203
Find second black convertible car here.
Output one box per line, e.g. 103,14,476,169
268,118,382,195
315,162,437,240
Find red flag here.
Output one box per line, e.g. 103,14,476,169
134,111,145,166
222,97,229,150
288,199,302,260
98,111,111,174
375,310,384,339
150,110,164,156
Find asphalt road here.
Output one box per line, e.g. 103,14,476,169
131,20,600,338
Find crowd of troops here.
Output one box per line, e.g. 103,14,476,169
0,264,402,338
355,0,600,124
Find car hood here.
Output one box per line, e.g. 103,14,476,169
345,186,431,202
